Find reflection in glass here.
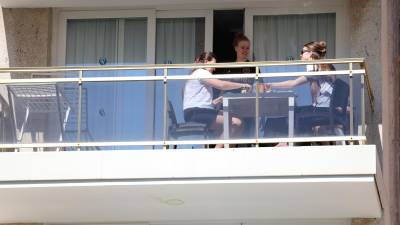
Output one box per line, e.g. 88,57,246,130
5,82,78,147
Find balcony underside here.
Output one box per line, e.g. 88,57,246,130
0,145,381,223
0,176,380,223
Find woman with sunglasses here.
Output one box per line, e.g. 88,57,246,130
263,41,335,135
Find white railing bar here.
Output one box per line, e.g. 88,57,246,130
259,70,365,78
0,136,366,149
0,78,80,84
82,76,163,82
166,73,255,80
167,70,366,80
0,70,366,84
0,58,366,73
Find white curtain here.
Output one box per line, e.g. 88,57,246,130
156,18,205,64
253,13,336,61
124,18,147,63
66,19,118,145
154,18,205,143
66,19,117,65
65,18,149,146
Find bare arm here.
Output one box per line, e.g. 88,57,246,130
202,78,251,91
269,76,308,89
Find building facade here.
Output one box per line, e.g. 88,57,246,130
0,0,397,225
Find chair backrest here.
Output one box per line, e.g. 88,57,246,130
330,78,349,114
167,100,178,127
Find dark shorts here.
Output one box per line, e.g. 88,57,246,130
184,107,218,126
295,105,330,135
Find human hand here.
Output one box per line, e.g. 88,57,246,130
212,96,223,106
241,83,252,93
256,83,266,93
264,83,272,92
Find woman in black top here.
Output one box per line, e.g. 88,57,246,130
222,33,257,139
224,32,255,93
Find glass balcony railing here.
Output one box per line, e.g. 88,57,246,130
0,58,373,151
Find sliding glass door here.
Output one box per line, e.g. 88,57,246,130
65,17,149,148
62,10,212,148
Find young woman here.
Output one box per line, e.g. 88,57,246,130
224,32,256,93
263,41,335,135
264,41,334,107
183,52,251,148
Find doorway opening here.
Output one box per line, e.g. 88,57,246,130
213,10,244,63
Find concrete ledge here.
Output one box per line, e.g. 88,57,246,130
0,145,377,181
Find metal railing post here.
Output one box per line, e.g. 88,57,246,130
77,70,83,151
361,70,366,137
255,66,260,148
163,68,168,150
349,63,354,144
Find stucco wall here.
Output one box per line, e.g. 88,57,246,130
350,2,384,224
350,0,382,147
2,8,52,68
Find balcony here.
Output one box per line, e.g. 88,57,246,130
0,59,381,224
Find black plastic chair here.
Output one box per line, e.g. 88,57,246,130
167,100,210,149
295,78,350,136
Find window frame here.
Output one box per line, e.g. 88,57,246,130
55,9,214,66
244,2,350,60
55,9,157,66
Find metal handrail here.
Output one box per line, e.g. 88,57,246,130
0,58,365,73
0,70,367,84
0,58,374,150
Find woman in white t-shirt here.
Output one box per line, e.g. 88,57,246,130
183,52,251,148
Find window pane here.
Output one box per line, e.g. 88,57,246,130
156,18,205,64
124,18,147,63
66,19,117,65
253,13,336,61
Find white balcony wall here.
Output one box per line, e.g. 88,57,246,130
0,145,381,223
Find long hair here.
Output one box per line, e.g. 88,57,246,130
308,47,335,83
